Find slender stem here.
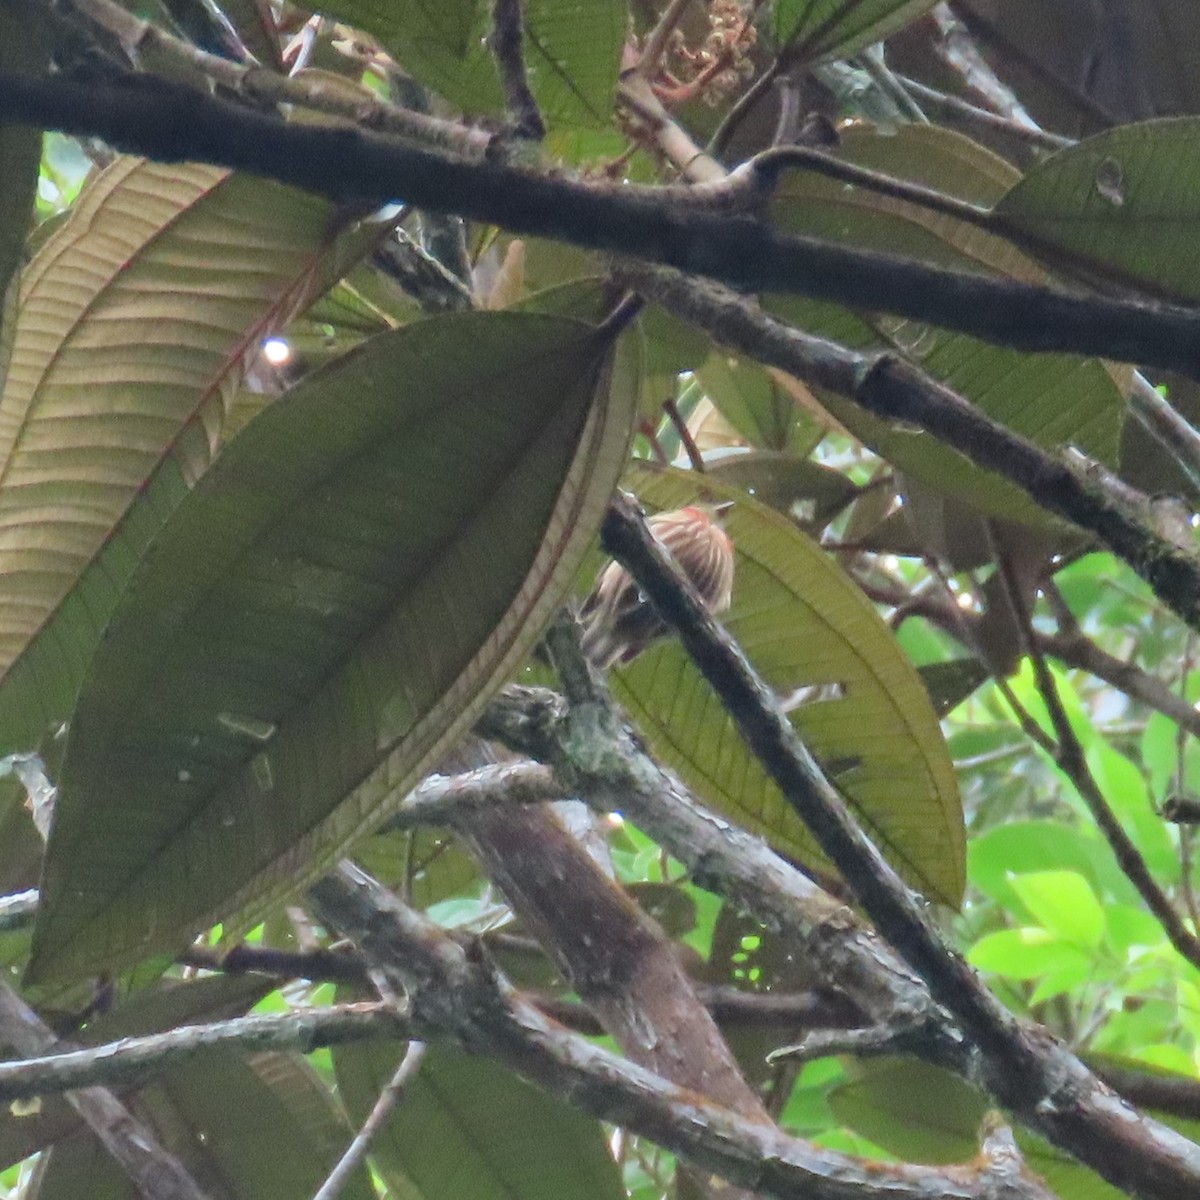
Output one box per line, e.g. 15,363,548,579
312,1042,426,1200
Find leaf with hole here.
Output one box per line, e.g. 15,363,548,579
28,309,632,982
996,118,1200,304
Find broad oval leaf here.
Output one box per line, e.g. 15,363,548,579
333,1039,623,1200
610,464,964,905
995,117,1200,304
773,0,938,63
0,157,346,708
29,309,633,982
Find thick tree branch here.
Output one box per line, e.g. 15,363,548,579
8,68,1200,379
309,863,1055,1200
622,264,1200,636
599,491,1200,1200
476,685,952,1062
0,982,215,1200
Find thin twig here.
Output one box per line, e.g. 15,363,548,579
991,547,1200,973
662,396,705,471
488,0,546,140
312,1041,426,1200
896,75,1072,151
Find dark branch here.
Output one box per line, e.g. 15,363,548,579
488,0,545,140
623,264,1200,636
6,70,1200,378
599,491,1200,1200
310,863,1056,1200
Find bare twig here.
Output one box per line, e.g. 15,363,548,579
0,999,406,1103
312,1041,426,1200
992,548,1200,974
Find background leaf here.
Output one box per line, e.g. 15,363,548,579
773,1,939,63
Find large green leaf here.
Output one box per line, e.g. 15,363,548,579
334,1039,623,1200
995,118,1200,304
0,158,346,733
29,309,632,982
773,0,939,63
312,0,623,128
766,126,1127,525
610,464,965,905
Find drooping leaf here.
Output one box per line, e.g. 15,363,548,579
311,0,624,128
995,118,1200,304
0,158,350,750
609,464,965,905
30,308,632,982
773,1,939,63
334,1039,623,1200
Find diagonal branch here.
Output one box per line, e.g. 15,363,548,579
598,490,1200,1200
621,263,1200,636
309,862,1056,1200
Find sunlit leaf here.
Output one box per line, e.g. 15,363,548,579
0,159,351,750
30,309,631,982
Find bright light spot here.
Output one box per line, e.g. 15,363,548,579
882,554,900,572
1192,513,1200,528
262,337,292,366
605,812,624,828
956,591,976,610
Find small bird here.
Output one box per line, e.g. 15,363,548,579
580,503,736,669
